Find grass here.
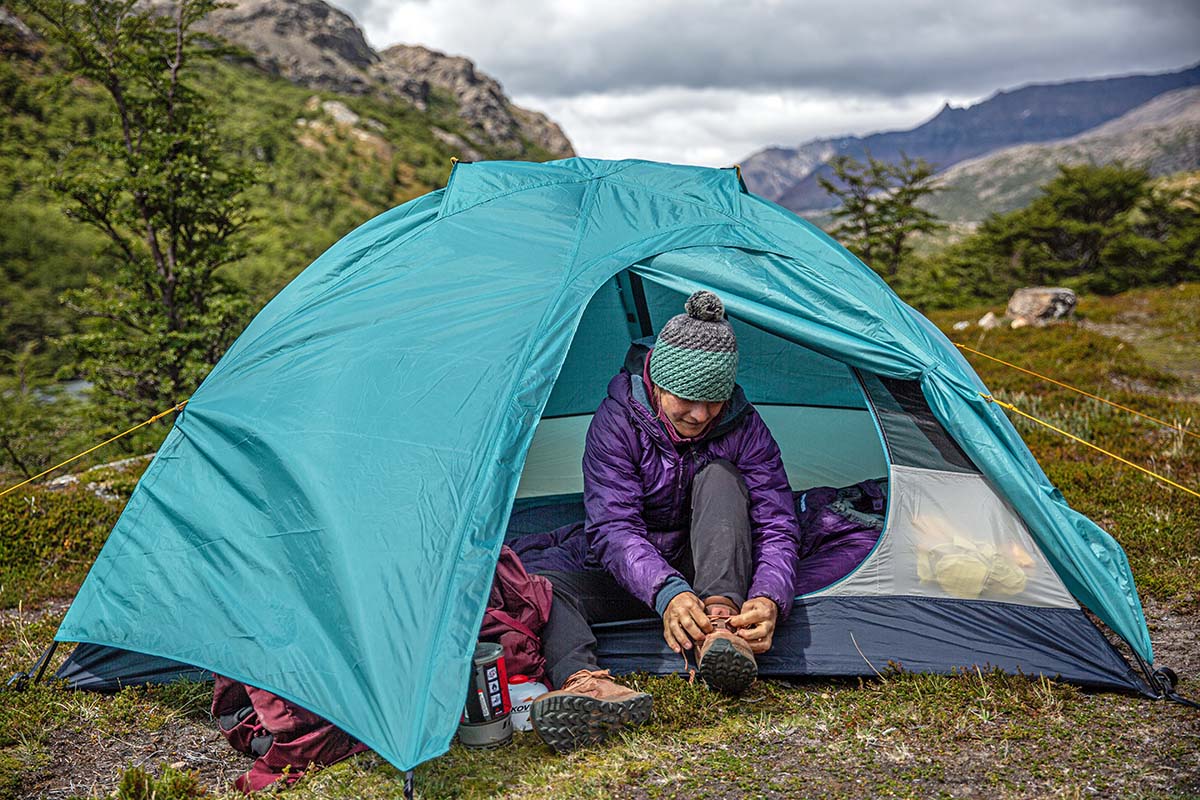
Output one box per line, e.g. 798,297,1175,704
1,285,1199,798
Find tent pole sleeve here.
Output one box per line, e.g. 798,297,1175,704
615,269,654,339
627,272,654,338
32,641,58,684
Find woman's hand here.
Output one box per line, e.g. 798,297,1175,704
662,591,713,653
729,597,778,654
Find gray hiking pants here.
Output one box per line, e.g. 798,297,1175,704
539,459,753,688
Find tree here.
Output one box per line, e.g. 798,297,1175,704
996,163,1150,290
907,163,1200,307
12,0,253,424
818,153,944,277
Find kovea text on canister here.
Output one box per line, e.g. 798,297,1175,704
506,675,549,732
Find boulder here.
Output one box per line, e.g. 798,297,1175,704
1006,287,1077,326
320,100,360,126
0,7,38,50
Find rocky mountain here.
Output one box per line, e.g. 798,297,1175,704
373,44,573,160
925,87,1200,222
743,63,1200,213
738,139,844,205
197,0,573,159
200,0,378,93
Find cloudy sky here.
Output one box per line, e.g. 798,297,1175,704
338,0,1199,166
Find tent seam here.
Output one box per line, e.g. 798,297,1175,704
436,162,640,221
408,176,607,761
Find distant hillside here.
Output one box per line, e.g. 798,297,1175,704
0,0,573,377
193,0,574,160
742,63,1200,213
925,87,1200,222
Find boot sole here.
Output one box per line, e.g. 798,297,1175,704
530,691,652,753
699,638,757,694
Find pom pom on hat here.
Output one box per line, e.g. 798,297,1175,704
648,290,738,402
684,290,725,322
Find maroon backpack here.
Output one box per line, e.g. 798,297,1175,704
212,675,367,793
478,545,553,683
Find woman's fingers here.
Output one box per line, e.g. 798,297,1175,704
687,604,714,636
729,607,765,628
737,619,775,654
663,617,681,652
679,614,706,645
749,637,771,654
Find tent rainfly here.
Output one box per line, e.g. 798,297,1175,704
51,158,1168,772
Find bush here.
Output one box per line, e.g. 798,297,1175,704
112,765,208,800
904,165,1200,308
0,486,122,606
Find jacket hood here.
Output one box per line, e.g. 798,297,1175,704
610,337,750,446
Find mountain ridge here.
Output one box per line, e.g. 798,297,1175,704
742,63,1200,213
924,86,1200,222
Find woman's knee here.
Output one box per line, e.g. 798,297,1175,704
694,458,749,501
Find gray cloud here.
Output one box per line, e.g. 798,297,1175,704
339,0,1200,98
331,0,1200,165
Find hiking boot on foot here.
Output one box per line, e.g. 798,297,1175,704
698,597,757,694
529,669,652,753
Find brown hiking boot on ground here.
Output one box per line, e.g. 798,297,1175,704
698,598,757,694
529,669,652,753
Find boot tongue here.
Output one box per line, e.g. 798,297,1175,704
705,603,735,630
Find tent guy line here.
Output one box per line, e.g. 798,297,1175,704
983,394,1200,499
0,400,187,499
956,342,1200,441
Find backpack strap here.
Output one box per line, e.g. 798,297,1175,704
483,608,539,641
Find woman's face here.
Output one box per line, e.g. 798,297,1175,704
654,386,724,438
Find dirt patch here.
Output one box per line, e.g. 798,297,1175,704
0,600,72,628
1079,318,1200,400
1142,596,1200,678
28,719,245,800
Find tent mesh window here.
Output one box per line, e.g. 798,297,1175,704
857,372,979,474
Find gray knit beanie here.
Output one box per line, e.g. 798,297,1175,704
648,291,738,402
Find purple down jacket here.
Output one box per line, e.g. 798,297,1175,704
583,345,800,619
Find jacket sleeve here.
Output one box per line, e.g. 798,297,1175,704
583,398,686,610
732,408,800,620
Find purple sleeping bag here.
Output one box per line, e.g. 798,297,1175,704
792,478,886,596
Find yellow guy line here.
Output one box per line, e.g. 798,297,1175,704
983,394,1200,500
0,401,187,499
955,343,1199,441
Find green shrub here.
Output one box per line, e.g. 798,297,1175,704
0,486,121,606
113,765,208,800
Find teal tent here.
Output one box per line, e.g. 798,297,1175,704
55,158,1155,771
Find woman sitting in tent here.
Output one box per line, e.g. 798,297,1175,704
529,290,800,752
